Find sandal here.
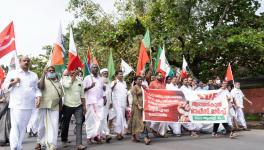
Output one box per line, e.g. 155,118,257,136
212,132,219,137
116,134,123,140
34,143,41,150
229,132,239,139
144,137,151,145
132,134,140,142
191,132,199,137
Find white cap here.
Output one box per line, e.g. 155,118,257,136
100,68,108,74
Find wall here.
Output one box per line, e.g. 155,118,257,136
243,88,264,113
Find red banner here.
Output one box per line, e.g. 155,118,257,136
143,89,185,122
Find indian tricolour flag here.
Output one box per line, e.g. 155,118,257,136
156,45,173,77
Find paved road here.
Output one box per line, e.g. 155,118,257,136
2,129,263,150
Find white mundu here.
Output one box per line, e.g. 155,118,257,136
3,68,41,150
231,88,247,128
83,75,105,139
180,85,202,132
100,79,112,137
26,108,39,134
166,83,181,135
111,80,128,134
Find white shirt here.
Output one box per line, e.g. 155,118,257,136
3,68,41,109
111,80,127,107
218,89,231,108
180,85,192,101
166,83,179,90
83,75,104,105
231,88,245,108
102,77,112,104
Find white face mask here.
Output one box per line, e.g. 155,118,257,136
216,80,221,84
236,85,240,89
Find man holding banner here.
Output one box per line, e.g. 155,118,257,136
166,76,181,136
212,81,238,138
149,72,167,137
180,77,201,137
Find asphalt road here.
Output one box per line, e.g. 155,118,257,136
2,129,263,150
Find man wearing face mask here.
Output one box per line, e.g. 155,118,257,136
35,66,63,150
214,76,221,89
231,82,253,131
3,55,41,150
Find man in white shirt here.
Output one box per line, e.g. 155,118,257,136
3,55,41,150
212,81,238,138
166,76,181,136
231,82,252,131
83,64,105,143
180,77,200,137
100,68,112,143
111,70,128,140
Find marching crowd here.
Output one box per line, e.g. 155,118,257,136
0,55,253,150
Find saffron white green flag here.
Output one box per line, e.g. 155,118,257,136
157,45,174,77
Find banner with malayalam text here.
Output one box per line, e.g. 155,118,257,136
143,89,185,122
189,89,229,123
143,88,229,123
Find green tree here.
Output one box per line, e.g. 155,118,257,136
41,0,264,82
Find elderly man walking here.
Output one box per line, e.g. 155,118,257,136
3,55,41,150
35,66,63,150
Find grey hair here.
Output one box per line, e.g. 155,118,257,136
18,55,30,62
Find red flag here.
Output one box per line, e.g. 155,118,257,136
225,63,234,82
136,41,149,75
67,28,83,71
92,56,99,66
86,48,91,67
0,22,16,58
0,66,5,83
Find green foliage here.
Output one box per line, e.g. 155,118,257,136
29,46,51,77
28,0,264,81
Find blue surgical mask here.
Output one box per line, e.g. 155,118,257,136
46,72,56,79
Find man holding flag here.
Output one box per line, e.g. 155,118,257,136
83,64,105,143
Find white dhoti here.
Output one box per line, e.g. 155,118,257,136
27,108,39,134
182,123,202,131
37,109,59,149
85,102,104,139
168,123,181,135
113,105,127,134
228,107,237,127
236,107,247,128
10,109,32,150
100,105,110,137
150,122,167,136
